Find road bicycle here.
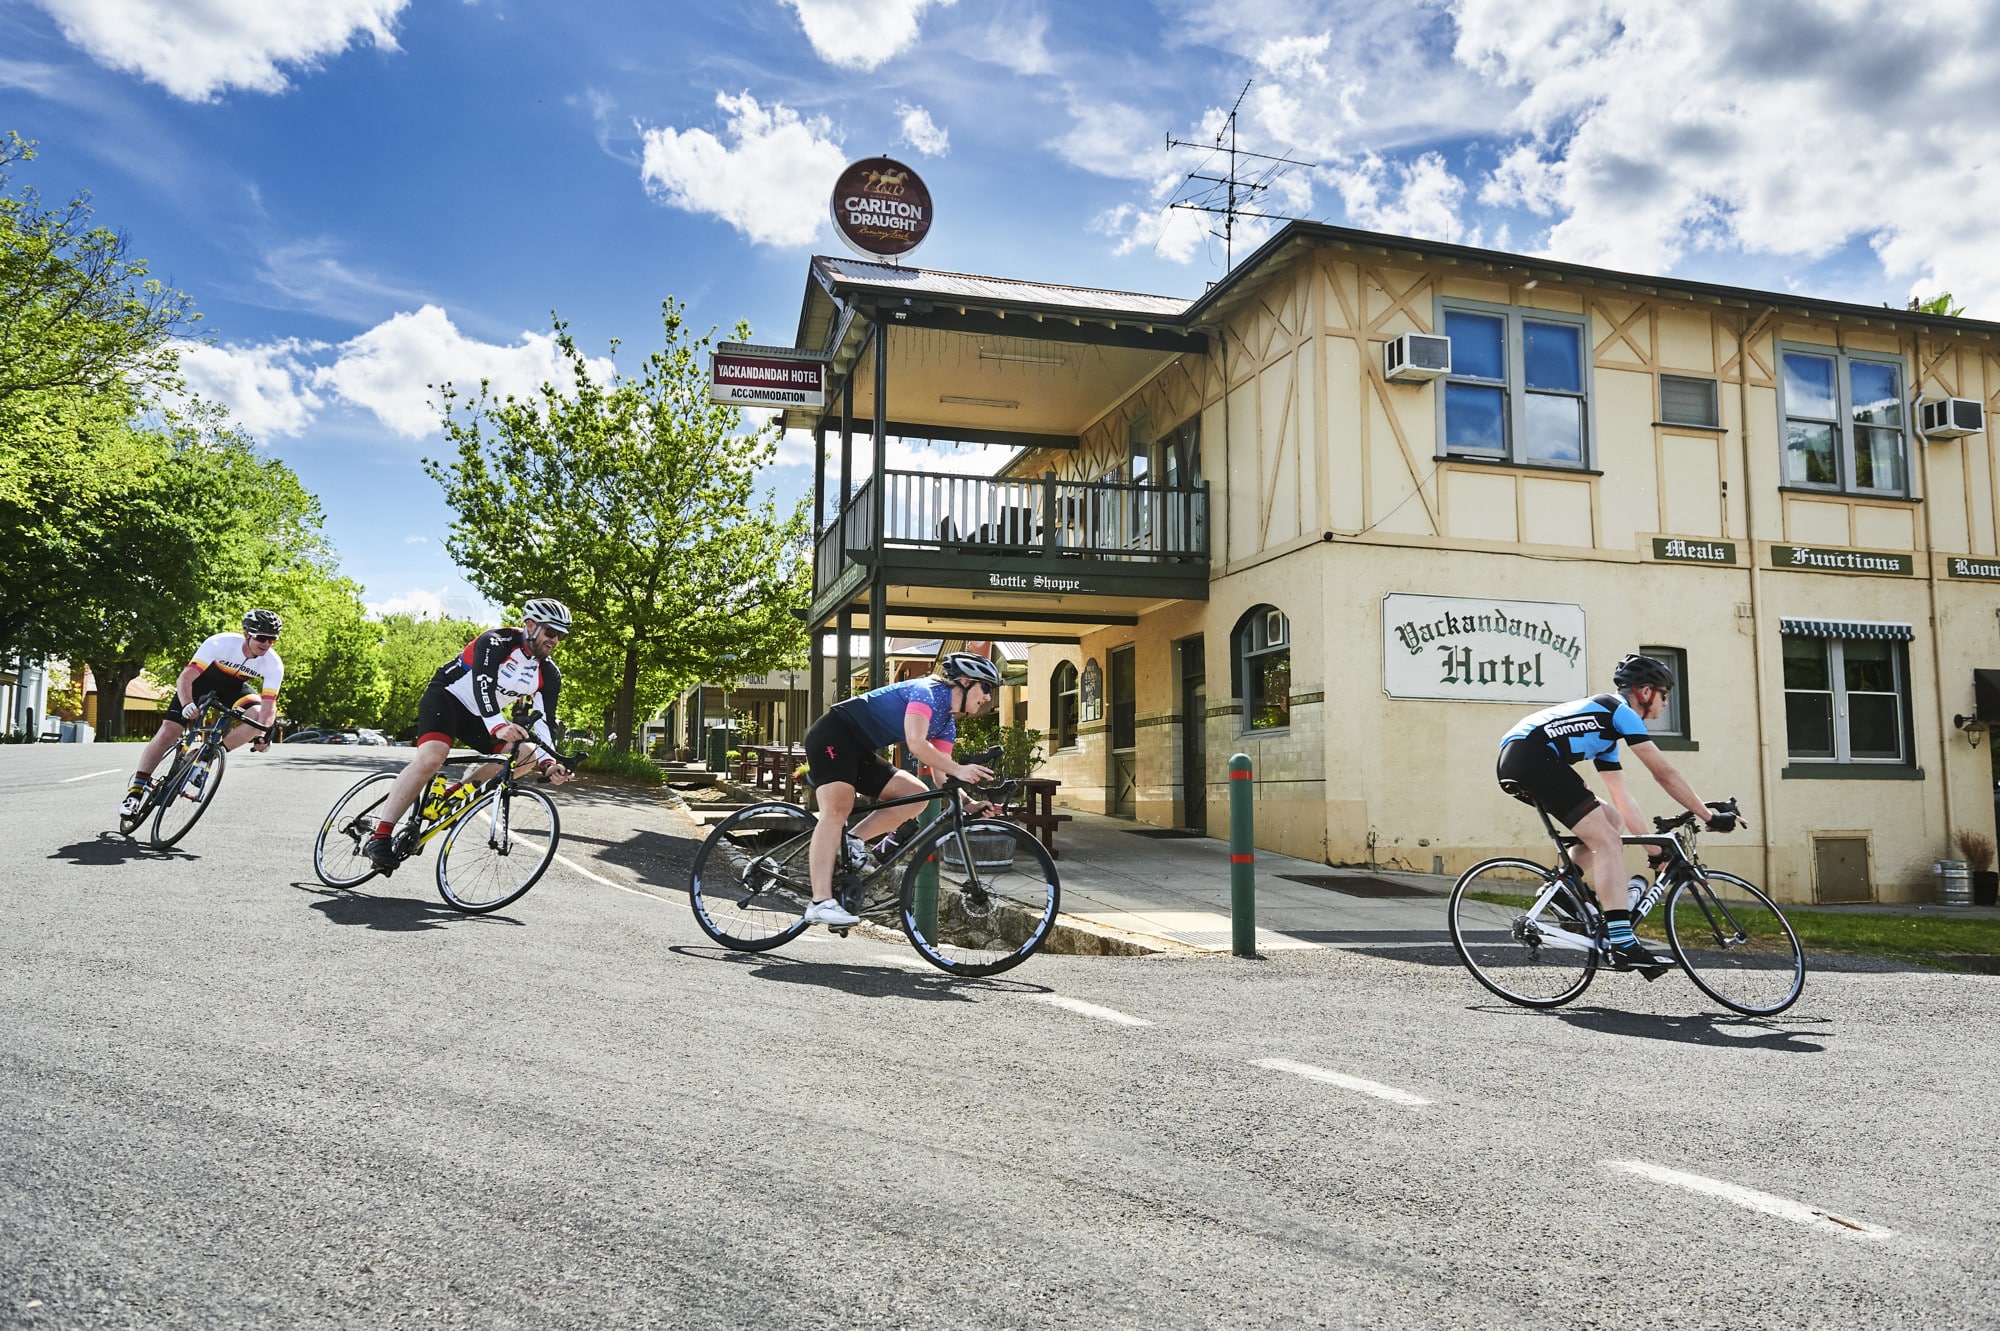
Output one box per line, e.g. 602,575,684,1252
1446,797,1806,1016
312,718,574,914
687,745,1062,976
117,703,274,849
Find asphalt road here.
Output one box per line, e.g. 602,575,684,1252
4,744,1997,1329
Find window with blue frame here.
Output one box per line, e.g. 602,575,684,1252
1438,302,1590,468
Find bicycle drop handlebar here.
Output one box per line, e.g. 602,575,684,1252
1653,797,1748,834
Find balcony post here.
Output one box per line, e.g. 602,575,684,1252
1042,471,1057,556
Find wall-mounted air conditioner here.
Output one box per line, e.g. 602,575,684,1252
1920,397,1984,440
1384,332,1451,383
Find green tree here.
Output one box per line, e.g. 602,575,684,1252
425,302,808,754
265,575,387,731
1908,292,1965,317
374,612,486,737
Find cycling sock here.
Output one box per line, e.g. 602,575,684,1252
372,821,393,839
1604,910,1636,947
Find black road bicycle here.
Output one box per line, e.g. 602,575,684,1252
312,718,575,914
1446,798,1806,1016
117,703,274,849
687,746,1062,977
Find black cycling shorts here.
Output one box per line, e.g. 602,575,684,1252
804,710,895,798
415,679,505,754
1496,739,1601,829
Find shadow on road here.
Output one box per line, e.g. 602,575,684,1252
1551,1005,1829,1053
292,881,525,932
49,832,198,866
560,828,693,892
668,943,1050,1002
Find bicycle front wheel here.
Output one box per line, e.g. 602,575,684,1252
314,772,395,888
688,802,815,951
435,786,559,913
1447,857,1598,1008
901,820,1060,977
1665,871,1805,1016
151,747,225,849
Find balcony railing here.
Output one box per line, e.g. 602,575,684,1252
814,470,1208,594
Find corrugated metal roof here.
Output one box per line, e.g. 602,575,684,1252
812,255,1190,320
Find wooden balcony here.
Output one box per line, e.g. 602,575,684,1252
810,470,1210,623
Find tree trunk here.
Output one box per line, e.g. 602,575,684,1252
86,658,142,741
614,647,639,754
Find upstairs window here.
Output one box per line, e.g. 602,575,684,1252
1660,375,1720,429
1778,347,1909,496
1439,302,1590,468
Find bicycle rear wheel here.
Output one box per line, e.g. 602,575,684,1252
314,772,395,888
435,786,559,913
901,819,1060,977
688,802,815,950
151,747,225,849
1447,857,1598,1008
1665,871,1805,1016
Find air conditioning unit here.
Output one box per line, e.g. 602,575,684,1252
1384,332,1451,383
1920,397,1984,440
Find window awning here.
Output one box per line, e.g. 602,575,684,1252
1780,618,1914,641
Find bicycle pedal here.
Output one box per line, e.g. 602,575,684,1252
829,926,851,938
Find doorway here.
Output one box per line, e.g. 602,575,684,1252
1109,645,1136,817
1178,637,1206,833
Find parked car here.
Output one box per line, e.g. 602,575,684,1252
282,729,327,744
354,729,388,746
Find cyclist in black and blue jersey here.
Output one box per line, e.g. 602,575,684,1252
1496,653,1735,974
799,651,1003,927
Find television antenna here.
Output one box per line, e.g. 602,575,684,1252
1165,80,1317,270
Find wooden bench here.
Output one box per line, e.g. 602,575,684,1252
1001,777,1071,859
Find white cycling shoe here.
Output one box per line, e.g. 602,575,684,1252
803,898,861,927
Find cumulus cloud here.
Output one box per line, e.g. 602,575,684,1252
897,102,949,156
1094,202,1217,265
172,338,324,439
364,586,497,623
639,92,847,248
779,0,955,70
1323,151,1469,244
30,0,407,101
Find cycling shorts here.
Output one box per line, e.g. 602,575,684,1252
1495,739,1601,829
415,679,506,754
804,710,896,798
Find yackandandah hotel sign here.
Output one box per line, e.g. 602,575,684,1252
1382,593,1587,703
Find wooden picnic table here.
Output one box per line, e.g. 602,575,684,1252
750,744,805,800
1003,777,1071,859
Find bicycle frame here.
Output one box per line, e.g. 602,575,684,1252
1526,805,1723,953
833,768,1018,914
393,731,552,854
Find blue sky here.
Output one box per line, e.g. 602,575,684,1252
6,0,1997,619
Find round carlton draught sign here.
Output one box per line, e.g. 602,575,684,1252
829,156,932,259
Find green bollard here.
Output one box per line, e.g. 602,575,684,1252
912,771,940,943
1229,753,1256,957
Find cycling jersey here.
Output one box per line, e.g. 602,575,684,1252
1500,693,1652,770
827,677,957,751
428,629,560,749
187,633,284,704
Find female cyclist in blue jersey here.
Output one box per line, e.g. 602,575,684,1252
799,651,1004,927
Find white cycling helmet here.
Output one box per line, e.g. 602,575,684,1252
940,650,1002,688
523,597,572,633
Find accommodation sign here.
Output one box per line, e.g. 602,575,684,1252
708,344,826,410
1382,593,1586,703
1651,537,1737,565
1947,555,2000,581
1770,544,1913,576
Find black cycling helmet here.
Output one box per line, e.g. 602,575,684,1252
939,650,1003,688
242,608,283,637
1612,653,1674,691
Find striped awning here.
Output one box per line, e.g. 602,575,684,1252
1780,618,1914,641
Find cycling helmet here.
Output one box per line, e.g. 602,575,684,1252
523,597,572,633
242,608,283,637
940,651,1003,688
1612,653,1674,691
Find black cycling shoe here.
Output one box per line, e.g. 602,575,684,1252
1605,937,1669,980
362,835,401,876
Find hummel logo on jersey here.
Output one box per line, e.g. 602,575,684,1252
1543,717,1603,738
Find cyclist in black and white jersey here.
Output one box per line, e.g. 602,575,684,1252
361,597,574,874
118,610,284,818
1496,653,1734,973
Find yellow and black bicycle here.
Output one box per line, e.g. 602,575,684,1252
311,722,575,914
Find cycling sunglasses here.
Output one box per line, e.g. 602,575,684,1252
248,634,278,644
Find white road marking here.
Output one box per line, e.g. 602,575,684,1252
872,952,934,970
1030,994,1151,1026
61,768,122,783
555,852,651,898
1255,1057,1431,1108
1606,1160,1894,1238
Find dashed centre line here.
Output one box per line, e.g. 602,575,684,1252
1255,1057,1431,1108
1606,1160,1894,1239
554,851,650,898
60,768,122,784
1029,994,1151,1026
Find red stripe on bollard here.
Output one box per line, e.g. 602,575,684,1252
1229,769,1254,779
1230,853,1254,863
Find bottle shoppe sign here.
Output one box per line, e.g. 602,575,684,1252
1382,593,1587,703
829,156,932,259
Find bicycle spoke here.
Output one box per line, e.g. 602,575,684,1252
150,745,225,849
1666,871,1805,1015
688,803,815,950
436,787,559,913
314,772,396,888
1448,858,1597,1008
901,820,1060,976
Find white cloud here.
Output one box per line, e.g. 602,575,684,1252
364,586,498,623
1094,202,1215,265
403,535,428,544
1052,97,1174,181
897,102,949,156
638,92,847,248
172,338,324,439
1455,0,2000,311
30,0,407,101
313,305,613,439
779,0,955,70
970,6,1052,75
1323,151,1469,244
